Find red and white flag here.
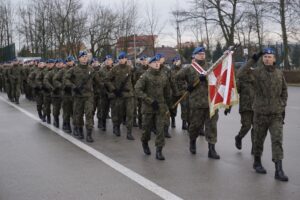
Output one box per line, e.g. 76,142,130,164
207,51,238,117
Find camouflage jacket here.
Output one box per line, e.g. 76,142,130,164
238,59,288,114
237,67,255,112
53,66,73,96
135,68,171,114
44,67,61,97
171,64,187,96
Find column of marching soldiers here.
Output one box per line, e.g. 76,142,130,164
0,46,289,182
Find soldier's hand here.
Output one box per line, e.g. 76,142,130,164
151,100,159,111
224,106,232,116
199,74,206,82
252,51,263,62
186,84,195,93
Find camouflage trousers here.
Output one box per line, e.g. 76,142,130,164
189,108,219,144
93,95,101,120
62,95,73,123
111,97,134,131
10,82,20,100
141,112,165,147
5,80,12,99
253,113,284,162
52,96,62,117
238,111,254,143
35,91,44,112
170,95,188,121
99,94,110,121
73,96,94,130
43,94,52,116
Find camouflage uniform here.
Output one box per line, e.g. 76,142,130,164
53,65,73,133
64,63,100,141
92,65,101,127
238,59,287,162
106,63,135,139
39,67,53,123
4,64,13,101
175,60,220,158
170,64,188,129
135,68,171,149
44,67,62,127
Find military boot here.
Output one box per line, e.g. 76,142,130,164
133,117,138,127
38,110,43,120
127,129,135,140
41,114,46,122
73,127,79,137
98,120,103,129
208,143,220,159
53,116,59,128
235,134,242,150
62,121,67,131
102,119,106,131
156,147,165,160
78,127,84,140
275,160,288,181
86,129,94,143
113,125,120,137
189,139,196,154
142,142,151,155
65,122,72,134
164,126,171,138
253,156,267,174
182,120,188,130
15,98,19,104
46,114,51,124
171,117,176,128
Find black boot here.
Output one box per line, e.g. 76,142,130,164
73,127,79,137
275,160,288,181
127,130,135,140
46,115,51,124
66,122,72,134
142,142,151,155
253,156,267,174
86,129,94,143
182,120,188,130
171,117,176,128
190,139,196,154
78,127,84,139
38,110,43,120
98,120,103,129
164,126,171,138
102,119,106,131
208,143,220,159
15,98,19,104
62,121,67,131
156,147,165,160
113,125,120,137
53,116,59,128
235,135,242,150
133,118,138,127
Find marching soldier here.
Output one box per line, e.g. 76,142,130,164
135,55,171,160
175,47,220,159
106,52,135,140
170,56,188,130
239,48,289,181
91,58,102,128
64,51,101,143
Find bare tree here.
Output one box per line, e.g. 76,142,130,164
0,0,13,47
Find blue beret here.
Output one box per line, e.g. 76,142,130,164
155,53,165,59
66,55,75,62
172,56,180,62
118,51,127,59
56,59,64,63
149,55,160,64
263,47,275,55
139,55,147,60
39,59,46,63
47,59,56,63
192,46,205,55
91,57,99,63
104,55,113,61
78,50,88,58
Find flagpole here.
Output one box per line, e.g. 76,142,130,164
170,44,240,110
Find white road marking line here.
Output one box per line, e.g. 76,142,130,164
0,96,184,200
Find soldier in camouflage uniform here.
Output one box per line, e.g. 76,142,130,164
175,47,220,159
4,62,13,101
8,59,22,104
234,63,255,153
64,51,101,143
106,52,135,140
44,59,64,128
28,59,46,121
53,56,75,133
39,59,56,124
239,48,288,181
98,55,113,131
135,55,171,160
170,56,188,130
133,55,149,129
91,58,102,128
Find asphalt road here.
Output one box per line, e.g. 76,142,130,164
0,87,299,200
